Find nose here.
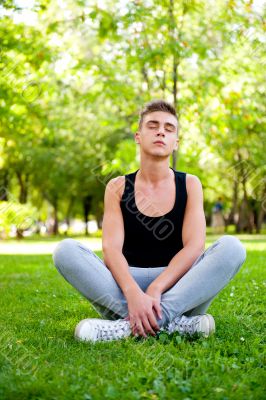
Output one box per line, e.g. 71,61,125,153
156,127,165,136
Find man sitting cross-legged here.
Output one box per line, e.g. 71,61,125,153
52,99,246,342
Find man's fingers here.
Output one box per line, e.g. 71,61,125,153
142,316,156,336
153,301,163,320
133,316,147,337
148,309,160,332
129,318,146,337
130,318,137,333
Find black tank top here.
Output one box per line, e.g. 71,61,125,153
120,167,187,267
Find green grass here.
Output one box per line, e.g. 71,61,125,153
0,235,265,400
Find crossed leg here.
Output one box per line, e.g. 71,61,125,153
157,235,246,326
52,235,246,329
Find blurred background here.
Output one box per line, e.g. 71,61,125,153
0,0,265,241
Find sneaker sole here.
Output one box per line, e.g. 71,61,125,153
203,314,216,337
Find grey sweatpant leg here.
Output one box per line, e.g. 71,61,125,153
52,235,246,328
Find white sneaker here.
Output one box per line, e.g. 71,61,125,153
167,314,215,338
74,318,132,342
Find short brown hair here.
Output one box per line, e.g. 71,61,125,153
138,99,177,129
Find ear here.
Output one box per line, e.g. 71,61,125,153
135,131,140,145
173,138,179,151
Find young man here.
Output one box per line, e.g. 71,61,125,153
52,100,246,342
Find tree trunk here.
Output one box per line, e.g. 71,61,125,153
236,155,253,233
83,195,92,236
256,205,265,233
256,183,266,233
0,169,9,201
16,229,24,239
237,197,253,233
52,200,59,235
96,214,103,230
141,66,150,91
171,53,179,170
226,178,238,230
168,0,180,171
65,196,75,235
16,171,29,204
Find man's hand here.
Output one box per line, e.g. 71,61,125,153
145,285,163,319
124,288,162,338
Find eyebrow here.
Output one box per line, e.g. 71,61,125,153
146,120,176,129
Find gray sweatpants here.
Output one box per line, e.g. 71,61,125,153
52,235,246,328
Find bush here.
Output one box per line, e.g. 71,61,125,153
0,201,38,239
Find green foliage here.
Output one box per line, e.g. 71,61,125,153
0,0,265,234
0,201,38,237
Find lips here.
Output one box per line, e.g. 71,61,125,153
153,141,165,145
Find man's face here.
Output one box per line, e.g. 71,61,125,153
135,111,179,156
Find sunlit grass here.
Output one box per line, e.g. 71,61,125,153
0,235,265,399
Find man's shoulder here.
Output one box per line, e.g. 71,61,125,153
108,175,125,186
174,170,202,185
185,173,202,185
185,174,203,196
106,175,126,199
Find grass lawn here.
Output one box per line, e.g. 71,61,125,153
0,235,265,400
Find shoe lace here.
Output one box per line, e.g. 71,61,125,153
96,319,131,341
168,315,201,335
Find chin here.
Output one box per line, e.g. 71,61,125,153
143,148,168,157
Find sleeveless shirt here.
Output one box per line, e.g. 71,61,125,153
120,167,187,267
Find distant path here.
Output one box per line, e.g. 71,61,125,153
0,237,102,255
0,234,265,254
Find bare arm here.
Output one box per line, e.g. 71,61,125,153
102,177,141,297
102,176,162,337
146,174,206,294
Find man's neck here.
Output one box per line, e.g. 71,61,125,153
137,158,172,185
